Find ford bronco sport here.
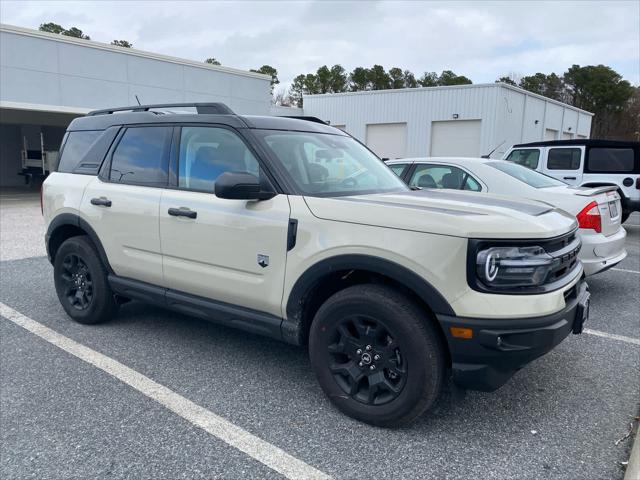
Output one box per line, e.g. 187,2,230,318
43,103,589,426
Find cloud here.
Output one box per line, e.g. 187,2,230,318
1,0,637,86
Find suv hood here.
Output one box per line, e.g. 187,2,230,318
304,189,578,239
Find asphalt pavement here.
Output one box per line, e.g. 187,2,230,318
1,195,638,480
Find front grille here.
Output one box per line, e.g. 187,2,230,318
541,231,581,285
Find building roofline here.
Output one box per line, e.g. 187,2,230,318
0,100,92,115
497,82,593,116
0,23,271,82
304,82,593,116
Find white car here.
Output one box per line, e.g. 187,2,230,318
388,157,627,276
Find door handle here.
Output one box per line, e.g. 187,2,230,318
90,197,112,207
563,176,577,180
168,207,197,219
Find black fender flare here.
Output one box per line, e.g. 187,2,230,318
46,213,113,272
282,254,455,345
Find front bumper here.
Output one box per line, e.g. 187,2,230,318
437,280,589,392
579,227,627,276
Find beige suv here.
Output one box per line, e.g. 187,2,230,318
43,103,589,426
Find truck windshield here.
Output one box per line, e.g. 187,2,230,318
254,130,408,196
488,161,567,188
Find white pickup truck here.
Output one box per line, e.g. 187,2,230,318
503,139,639,223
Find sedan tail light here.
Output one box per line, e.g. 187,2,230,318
576,201,601,233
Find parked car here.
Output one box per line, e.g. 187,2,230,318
387,157,626,276
502,139,640,223
43,103,589,427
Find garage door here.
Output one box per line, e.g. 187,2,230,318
430,120,481,157
365,123,407,159
544,129,558,141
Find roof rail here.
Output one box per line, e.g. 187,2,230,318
87,102,234,116
280,116,329,125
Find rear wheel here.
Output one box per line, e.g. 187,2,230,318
309,284,445,427
54,236,117,324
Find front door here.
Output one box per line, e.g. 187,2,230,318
159,125,290,317
543,146,584,186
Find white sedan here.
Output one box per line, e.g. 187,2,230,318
387,157,627,276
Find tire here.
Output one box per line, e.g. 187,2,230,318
53,236,117,324
309,284,446,427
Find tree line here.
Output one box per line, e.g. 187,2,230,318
38,22,639,140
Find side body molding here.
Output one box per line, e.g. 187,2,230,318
283,254,456,345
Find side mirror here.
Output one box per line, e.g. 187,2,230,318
214,172,275,200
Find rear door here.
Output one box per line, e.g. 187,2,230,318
81,125,171,286
159,125,290,317
543,146,585,186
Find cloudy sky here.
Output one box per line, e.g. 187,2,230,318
1,0,638,91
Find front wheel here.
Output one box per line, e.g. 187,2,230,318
54,236,117,324
309,284,446,427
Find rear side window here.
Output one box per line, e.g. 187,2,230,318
587,148,635,172
547,148,581,170
109,127,172,186
57,131,102,173
504,149,540,169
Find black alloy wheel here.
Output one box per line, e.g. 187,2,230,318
328,315,407,405
60,253,94,310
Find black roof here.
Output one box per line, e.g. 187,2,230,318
514,139,639,148
68,102,345,135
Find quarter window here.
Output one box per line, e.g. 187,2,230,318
178,127,260,193
587,148,635,172
110,127,171,186
547,148,581,170
504,148,540,169
58,130,102,173
410,164,481,191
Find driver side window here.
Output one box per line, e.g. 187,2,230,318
178,127,259,193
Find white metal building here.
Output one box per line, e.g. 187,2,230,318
303,83,593,160
0,24,272,187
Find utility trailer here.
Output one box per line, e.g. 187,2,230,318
19,132,59,184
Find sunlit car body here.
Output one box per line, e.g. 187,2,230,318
388,157,627,276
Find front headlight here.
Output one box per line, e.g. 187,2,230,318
476,246,554,289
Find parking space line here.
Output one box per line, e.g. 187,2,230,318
0,302,331,480
611,267,640,274
584,328,640,346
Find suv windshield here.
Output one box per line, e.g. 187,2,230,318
488,161,566,188
255,130,408,196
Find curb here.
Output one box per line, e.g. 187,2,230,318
625,424,640,480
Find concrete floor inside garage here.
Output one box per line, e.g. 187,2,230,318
0,192,638,480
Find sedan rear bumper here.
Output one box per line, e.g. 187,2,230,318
580,227,627,276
